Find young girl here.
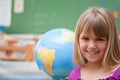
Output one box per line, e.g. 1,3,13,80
69,7,120,80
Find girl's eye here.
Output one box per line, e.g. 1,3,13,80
96,38,105,41
81,37,89,41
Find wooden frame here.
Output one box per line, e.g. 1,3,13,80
0,44,34,61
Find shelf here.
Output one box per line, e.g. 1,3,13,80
0,44,35,61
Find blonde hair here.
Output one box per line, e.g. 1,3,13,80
74,7,120,69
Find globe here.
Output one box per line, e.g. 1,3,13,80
35,28,75,80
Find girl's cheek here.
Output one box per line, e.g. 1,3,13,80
80,42,87,50
99,44,107,51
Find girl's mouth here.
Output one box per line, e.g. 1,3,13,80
86,50,100,55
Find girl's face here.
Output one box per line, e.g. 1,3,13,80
79,31,107,63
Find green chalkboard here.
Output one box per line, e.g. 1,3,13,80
5,0,120,34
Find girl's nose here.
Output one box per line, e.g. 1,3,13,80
88,41,96,49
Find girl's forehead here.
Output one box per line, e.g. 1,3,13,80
79,27,107,38
80,30,105,38
80,30,95,36
80,32,96,37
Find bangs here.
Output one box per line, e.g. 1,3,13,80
82,13,109,38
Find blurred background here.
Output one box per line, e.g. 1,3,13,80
0,0,120,80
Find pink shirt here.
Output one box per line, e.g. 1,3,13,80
69,67,120,80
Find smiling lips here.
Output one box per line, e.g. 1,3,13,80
86,50,100,55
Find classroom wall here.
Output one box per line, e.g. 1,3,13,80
5,0,120,34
